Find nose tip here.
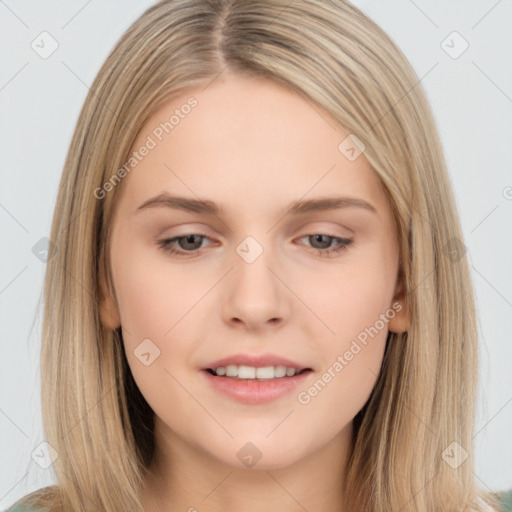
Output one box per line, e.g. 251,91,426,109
230,310,283,330
223,257,288,331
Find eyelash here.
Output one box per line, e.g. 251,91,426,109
156,233,353,258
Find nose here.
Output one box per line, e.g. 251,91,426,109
221,243,290,332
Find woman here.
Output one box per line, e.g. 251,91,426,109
7,0,511,510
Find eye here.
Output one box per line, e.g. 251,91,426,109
157,234,212,256
296,234,353,257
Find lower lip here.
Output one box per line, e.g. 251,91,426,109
201,369,313,404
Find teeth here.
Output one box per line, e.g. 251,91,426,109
213,365,302,379
238,365,256,379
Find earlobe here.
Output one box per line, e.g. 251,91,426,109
388,299,410,333
388,273,411,334
98,264,121,330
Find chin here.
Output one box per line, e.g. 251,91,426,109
212,440,307,471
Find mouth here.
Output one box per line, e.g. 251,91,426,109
200,353,314,404
201,366,314,404
204,365,313,381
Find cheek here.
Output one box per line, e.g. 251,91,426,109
303,252,397,344
110,243,205,397
111,239,208,340
294,247,395,402
294,271,390,425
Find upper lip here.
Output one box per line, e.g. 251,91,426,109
202,353,311,371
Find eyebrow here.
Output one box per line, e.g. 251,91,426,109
135,193,377,217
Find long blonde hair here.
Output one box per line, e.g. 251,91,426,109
13,0,502,510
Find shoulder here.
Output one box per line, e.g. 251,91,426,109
498,488,512,512
3,485,58,512
3,506,38,512
484,488,512,512
3,500,44,512
3,502,46,512
3,496,47,512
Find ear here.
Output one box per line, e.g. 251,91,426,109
98,261,121,330
388,269,411,334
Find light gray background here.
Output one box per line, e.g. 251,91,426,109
1,0,511,508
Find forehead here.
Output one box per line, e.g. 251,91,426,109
116,73,387,219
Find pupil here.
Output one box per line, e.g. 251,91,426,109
181,235,201,250
312,234,330,249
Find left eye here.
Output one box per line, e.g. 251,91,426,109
157,233,353,257
296,234,353,256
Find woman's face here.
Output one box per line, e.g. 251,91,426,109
100,72,408,471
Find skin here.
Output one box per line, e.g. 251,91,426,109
99,72,410,512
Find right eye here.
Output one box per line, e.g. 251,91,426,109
157,234,213,256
